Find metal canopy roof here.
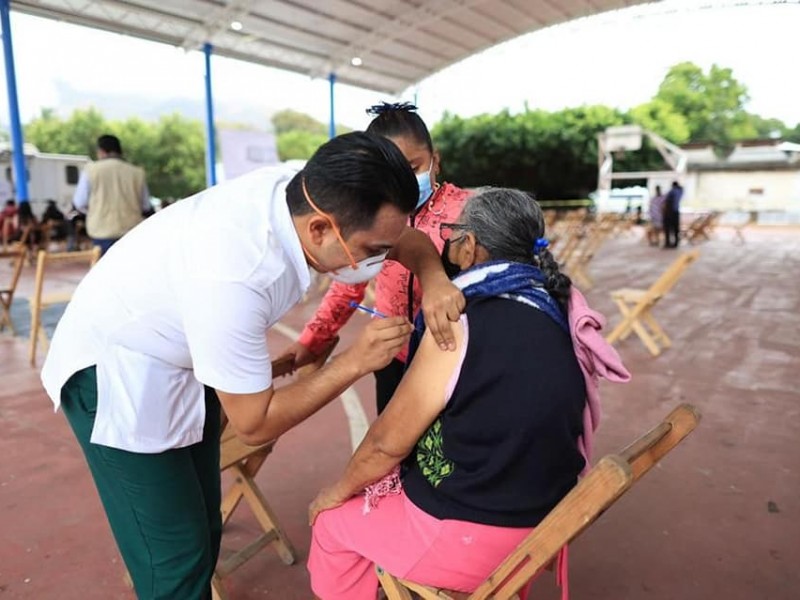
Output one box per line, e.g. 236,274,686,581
10,0,654,94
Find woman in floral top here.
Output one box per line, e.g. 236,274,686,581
281,103,470,413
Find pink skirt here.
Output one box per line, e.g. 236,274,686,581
308,489,545,600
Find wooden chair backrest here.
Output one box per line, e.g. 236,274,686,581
0,241,28,297
32,248,101,309
467,404,700,600
645,250,700,302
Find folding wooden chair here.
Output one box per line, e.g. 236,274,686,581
377,403,700,600
28,247,101,366
213,339,339,600
683,212,719,245
0,227,31,335
563,219,614,290
605,250,699,357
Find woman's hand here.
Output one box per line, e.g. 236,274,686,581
421,274,465,351
309,485,349,526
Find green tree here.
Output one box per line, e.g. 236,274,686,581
25,107,108,157
745,114,788,139
272,109,327,136
433,105,628,199
143,114,206,199
271,109,351,138
654,62,755,155
786,123,800,144
276,130,327,161
24,108,206,199
629,99,690,144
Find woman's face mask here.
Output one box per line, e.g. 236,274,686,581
415,159,434,209
440,238,463,279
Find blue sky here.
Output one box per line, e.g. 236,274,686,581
0,0,798,132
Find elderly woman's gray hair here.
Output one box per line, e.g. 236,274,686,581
460,187,572,307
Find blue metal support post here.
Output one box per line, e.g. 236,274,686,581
203,42,217,187
328,72,336,139
0,0,29,203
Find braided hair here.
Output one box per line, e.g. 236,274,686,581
460,187,572,309
365,102,433,152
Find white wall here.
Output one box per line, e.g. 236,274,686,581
683,169,800,212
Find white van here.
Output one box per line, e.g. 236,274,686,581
0,143,89,218
591,186,650,214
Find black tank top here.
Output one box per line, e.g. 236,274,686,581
403,296,586,527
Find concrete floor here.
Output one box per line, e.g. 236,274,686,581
0,226,798,599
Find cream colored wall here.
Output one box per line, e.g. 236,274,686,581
684,170,800,211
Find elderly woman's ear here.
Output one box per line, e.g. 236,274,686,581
457,232,490,270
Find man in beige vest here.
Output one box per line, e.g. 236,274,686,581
73,134,151,255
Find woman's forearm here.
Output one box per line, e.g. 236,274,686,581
330,437,408,501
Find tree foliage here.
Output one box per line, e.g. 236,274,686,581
434,106,629,199
272,109,327,136
271,109,352,161
653,62,756,156
434,61,798,198
276,130,329,161
18,62,798,201
25,108,206,199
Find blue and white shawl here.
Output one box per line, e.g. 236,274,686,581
408,260,568,361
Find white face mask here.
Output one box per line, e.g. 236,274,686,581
329,252,388,285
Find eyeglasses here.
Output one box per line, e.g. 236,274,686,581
439,222,470,242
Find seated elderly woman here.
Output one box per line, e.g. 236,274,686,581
307,188,628,600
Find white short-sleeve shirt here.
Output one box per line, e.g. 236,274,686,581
41,165,311,453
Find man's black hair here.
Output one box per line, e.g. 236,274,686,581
286,131,417,236
97,134,122,155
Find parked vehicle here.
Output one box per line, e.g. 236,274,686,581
0,143,89,218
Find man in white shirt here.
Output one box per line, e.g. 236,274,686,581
42,132,464,600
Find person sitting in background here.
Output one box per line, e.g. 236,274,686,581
9,202,41,247
307,187,630,600
65,205,87,251
42,199,68,242
0,199,17,247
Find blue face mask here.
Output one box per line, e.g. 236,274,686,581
415,159,434,209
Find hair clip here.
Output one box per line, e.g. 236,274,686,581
533,237,549,255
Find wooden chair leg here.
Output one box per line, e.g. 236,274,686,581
29,317,40,367
641,309,671,348
211,573,229,600
238,467,297,565
630,317,662,356
607,299,636,343
0,300,12,334
220,452,270,527
377,567,414,600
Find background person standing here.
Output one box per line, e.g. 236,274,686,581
73,134,151,254
663,181,684,249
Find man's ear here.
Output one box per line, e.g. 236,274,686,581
307,215,332,246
